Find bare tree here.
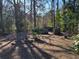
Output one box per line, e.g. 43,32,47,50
51,0,55,33
0,0,4,33
33,0,36,28
13,0,23,45
30,0,33,30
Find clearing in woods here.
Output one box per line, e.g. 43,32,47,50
0,34,79,59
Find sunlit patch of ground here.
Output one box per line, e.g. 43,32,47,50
0,34,79,59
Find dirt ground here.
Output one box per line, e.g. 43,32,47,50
0,34,79,59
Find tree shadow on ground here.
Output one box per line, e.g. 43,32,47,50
0,40,14,49
0,33,15,42
25,41,57,59
0,45,15,59
45,49,74,54
0,40,57,59
18,45,34,59
0,35,74,59
33,38,74,54
32,43,57,59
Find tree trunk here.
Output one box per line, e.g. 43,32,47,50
0,0,4,33
14,0,28,45
57,0,59,10
33,0,36,28
51,0,55,33
62,0,67,32
30,0,33,30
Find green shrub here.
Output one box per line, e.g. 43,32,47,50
32,28,41,34
71,34,79,54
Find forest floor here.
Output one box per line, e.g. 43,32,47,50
0,33,79,59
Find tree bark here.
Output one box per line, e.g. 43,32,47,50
33,0,36,28
0,0,4,33
14,0,27,45
51,0,55,33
